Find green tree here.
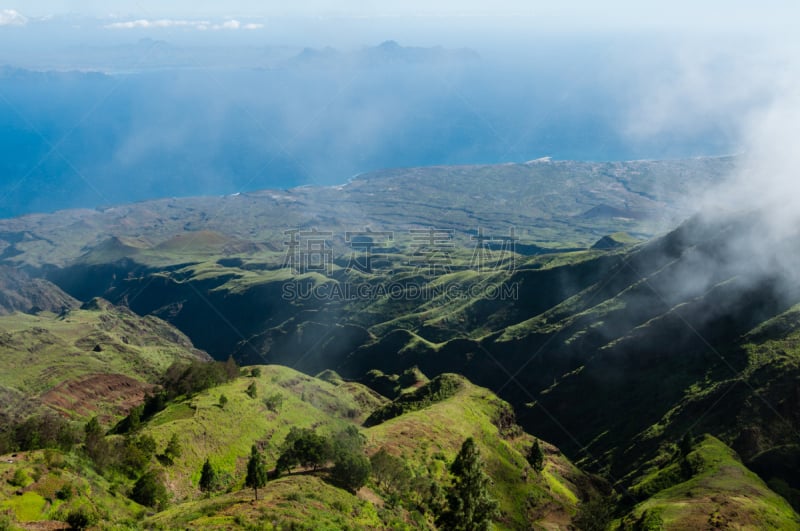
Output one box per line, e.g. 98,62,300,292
251,367,262,378
128,405,143,432
370,447,411,495
573,496,614,531
436,437,499,531
199,458,217,494
219,394,228,409
333,425,365,454
527,439,545,473
84,417,102,445
163,433,182,464
333,451,371,493
331,426,370,492
678,431,694,458
131,469,169,510
84,416,110,470
246,381,258,399
276,428,332,474
245,445,268,500
224,355,239,380
120,434,158,476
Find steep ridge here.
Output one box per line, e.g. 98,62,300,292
0,265,79,315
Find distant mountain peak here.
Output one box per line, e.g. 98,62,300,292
377,40,401,50
288,41,479,67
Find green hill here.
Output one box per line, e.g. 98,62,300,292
2,158,799,528
0,365,593,530
0,298,208,420
618,435,799,529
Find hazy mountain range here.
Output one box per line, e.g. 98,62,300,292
1,157,798,528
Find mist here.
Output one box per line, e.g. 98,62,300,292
0,30,757,218
609,31,800,330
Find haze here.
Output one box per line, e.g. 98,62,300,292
0,1,797,217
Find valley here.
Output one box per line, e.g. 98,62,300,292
1,157,799,529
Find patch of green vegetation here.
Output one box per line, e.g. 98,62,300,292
365,376,588,529
543,469,579,505
140,365,371,500
0,301,206,419
618,435,800,530
1,491,48,521
149,475,383,530
0,449,147,528
363,374,465,427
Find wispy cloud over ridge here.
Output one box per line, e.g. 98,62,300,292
0,9,27,26
105,18,263,31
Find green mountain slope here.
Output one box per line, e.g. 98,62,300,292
618,435,799,529
0,365,595,530
0,298,209,420
2,157,799,527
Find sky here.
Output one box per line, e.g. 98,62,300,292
6,0,794,23
1,0,799,218
0,1,795,59
3,1,798,40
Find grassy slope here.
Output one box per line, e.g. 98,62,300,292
146,365,373,500
0,299,207,419
0,450,147,528
364,374,587,530
137,366,586,530
618,435,799,529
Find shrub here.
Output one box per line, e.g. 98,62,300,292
130,470,169,510
364,374,464,427
162,358,238,399
9,468,29,487
56,484,74,501
65,507,98,530
246,381,258,399
163,433,182,464
263,393,284,413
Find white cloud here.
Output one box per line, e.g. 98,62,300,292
0,9,27,26
106,19,207,29
105,18,263,31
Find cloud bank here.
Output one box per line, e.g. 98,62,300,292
626,36,800,312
